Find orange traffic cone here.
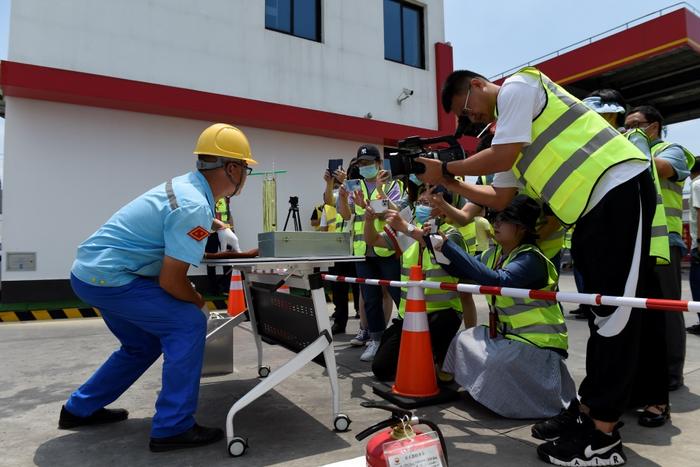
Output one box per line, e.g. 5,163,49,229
391,265,440,398
227,269,247,317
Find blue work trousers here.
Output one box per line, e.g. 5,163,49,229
355,256,401,335
65,274,207,438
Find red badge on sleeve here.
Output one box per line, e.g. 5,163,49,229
187,226,210,241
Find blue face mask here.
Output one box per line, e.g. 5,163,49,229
415,205,432,223
409,174,423,186
359,165,378,179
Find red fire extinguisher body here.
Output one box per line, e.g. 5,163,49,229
366,427,424,467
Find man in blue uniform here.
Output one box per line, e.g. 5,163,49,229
58,123,256,452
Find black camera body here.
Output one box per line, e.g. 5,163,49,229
387,134,466,177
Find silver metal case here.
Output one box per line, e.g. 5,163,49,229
258,231,352,257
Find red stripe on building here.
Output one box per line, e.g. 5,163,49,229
0,54,455,146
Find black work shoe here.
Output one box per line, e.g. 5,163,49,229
532,400,589,441
668,378,684,391
58,405,129,429
331,322,346,335
639,405,670,428
687,324,700,335
149,424,224,452
537,424,626,466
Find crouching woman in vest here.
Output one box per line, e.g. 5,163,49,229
436,195,576,419
362,191,468,382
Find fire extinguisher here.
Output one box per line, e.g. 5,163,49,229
355,402,449,466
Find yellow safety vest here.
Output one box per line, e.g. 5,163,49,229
510,67,648,225
651,141,695,236
564,228,573,250
352,180,400,257
215,198,229,224
458,222,479,255
520,185,564,260
482,244,568,351
625,129,670,264
398,224,462,317
322,204,339,232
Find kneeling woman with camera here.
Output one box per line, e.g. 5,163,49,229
436,195,576,419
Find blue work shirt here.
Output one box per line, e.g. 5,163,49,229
72,171,215,287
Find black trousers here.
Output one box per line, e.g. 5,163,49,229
329,261,360,329
573,171,659,422
205,234,231,294
660,246,685,386
372,309,462,382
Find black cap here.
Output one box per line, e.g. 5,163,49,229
493,195,541,234
356,144,381,162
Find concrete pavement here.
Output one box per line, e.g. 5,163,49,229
1,271,700,466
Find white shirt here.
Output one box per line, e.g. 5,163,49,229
690,177,700,247
490,73,647,217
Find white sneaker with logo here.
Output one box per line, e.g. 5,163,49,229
360,340,381,362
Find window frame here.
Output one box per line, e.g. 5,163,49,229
265,0,323,43
383,0,426,69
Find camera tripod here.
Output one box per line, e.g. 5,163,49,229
283,196,302,232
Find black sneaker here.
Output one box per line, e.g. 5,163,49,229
687,324,700,335
149,424,224,452
537,425,626,466
532,400,587,441
58,405,129,429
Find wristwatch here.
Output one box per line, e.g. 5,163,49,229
406,223,416,235
441,161,455,178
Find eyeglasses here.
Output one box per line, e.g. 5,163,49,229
624,120,650,130
231,162,253,176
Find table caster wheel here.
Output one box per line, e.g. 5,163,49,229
228,437,248,457
333,414,351,432
258,366,271,378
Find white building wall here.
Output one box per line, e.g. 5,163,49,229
9,0,445,129
3,97,361,281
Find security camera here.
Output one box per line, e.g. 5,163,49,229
397,88,415,105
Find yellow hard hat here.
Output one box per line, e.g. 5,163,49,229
193,123,257,165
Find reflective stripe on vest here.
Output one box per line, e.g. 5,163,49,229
511,67,648,225
398,225,462,317
626,129,670,264
458,222,478,255
652,141,695,235
483,243,568,351
352,180,399,257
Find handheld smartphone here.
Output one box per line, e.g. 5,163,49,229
370,198,389,213
328,158,343,175
344,179,362,193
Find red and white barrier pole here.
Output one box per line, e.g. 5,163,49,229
321,274,700,313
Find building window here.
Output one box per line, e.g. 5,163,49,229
383,0,425,68
265,0,322,42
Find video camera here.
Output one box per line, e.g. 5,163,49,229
387,134,465,177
